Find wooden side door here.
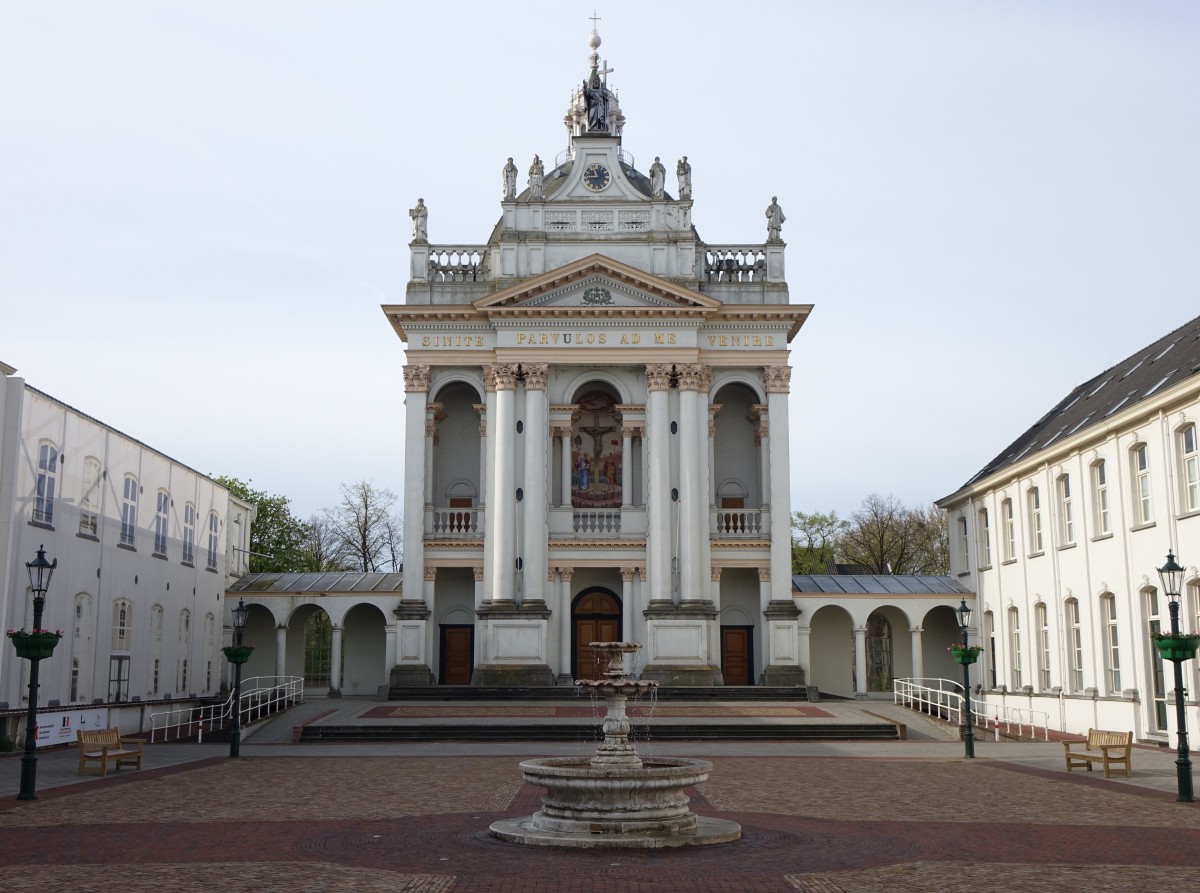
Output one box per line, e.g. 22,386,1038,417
574,590,621,680
721,626,753,686
440,625,474,685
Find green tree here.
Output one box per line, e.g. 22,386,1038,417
213,476,312,573
791,510,849,574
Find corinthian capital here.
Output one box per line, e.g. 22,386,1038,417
403,365,431,393
645,364,674,391
522,363,549,391
764,365,792,394
676,363,709,392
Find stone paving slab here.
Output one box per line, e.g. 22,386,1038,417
2,746,1199,892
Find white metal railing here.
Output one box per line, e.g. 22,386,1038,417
573,510,621,534
149,676,304,743
432,506,480,535
980,701,1051,741
894,678,1052,742
713,508,764,536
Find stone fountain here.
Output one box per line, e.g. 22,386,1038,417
489,642,741,848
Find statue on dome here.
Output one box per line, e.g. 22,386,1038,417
583,71,609,132
677,157,692,199
409,197,428,242
528,155,545,200
765,196,786,242
503,157,518,200
649,157,665,198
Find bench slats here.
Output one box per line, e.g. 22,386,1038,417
1063,728,1132,778
77,727,144,776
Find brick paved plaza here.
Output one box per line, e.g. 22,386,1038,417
2,728,1200,892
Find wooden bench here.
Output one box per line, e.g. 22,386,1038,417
1062,728,1133,778
77,727,144,776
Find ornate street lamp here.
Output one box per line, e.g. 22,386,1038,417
224,598,250,758
954,597,976,759
14,546,58,800
1156,550,1193,802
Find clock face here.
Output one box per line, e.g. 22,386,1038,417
582,163,611,192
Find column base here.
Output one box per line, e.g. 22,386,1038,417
760,665,807,687
471,663,557,687
640,665,723,686
389,664,436,687
327,688,342,698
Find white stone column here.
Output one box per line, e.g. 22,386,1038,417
558,425,573,508
677,365,706,602
910,627,924,680
473,403,487,528
621,426,634,509
401,366,431,608
329,625,343,696
765,367,793,601
473,565,485,608
708,405,721,509
424,402,442,508
559,568,574,677
645,365,673,604
854,626,868,696
522,364,549,603
759,567,772,616
275,625,287,678
488,364,518,602
752,404,769,522
620,567,636,643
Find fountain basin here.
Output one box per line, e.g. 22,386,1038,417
488,756,741,848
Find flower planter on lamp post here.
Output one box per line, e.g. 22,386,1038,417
1157,550,1193,803
12,546,57,800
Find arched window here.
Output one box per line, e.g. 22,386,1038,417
305,612,333,688
1091,460,1110,536
154,489,170,555
1027,488,1043,554
1065,598,1083,692
1056,474,1074,545
34,440,58,525
79,457,102,536
1101,593,1121,693
1008,607,1022,690
71,593,94,702
977,508,991,567
182,503,195,565
957,516,969,570
120,475,139,546
1179,424,1199,513
111,599,132,651
206,511,219,569
177,609,191,693
1131,443,1152,525
1143,586,1168,732
1000,499,1015,562
1035,603,1051,690
865,611,893,692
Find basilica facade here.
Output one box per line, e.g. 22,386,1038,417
382,33,810,687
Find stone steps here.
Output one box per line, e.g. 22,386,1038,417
297,721,899,743
384,685,824,701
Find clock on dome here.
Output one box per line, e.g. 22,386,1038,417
582,163,611,192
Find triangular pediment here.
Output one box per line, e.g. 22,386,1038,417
474,254,720,313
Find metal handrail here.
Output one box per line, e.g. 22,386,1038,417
149,676,304,743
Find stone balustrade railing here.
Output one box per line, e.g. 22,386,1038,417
432,506,480,535
712,508,764,537
703,246,767,283
428,246,488,283
573,510,622,535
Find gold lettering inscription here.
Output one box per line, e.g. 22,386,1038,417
704,333,776,349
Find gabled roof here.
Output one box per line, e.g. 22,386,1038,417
228,572,404,594
474,254,721,311
792,574,970,595
955,313,1200,490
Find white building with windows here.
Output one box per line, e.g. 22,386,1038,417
0,361,254,718
938,314,1200,741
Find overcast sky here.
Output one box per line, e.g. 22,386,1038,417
2,1,1197,524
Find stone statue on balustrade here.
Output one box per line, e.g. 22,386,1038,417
765,196,785,242
676,157,692,199
649,157,665,198
503,157,518,200
528,155,545,200
409,197,428,242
